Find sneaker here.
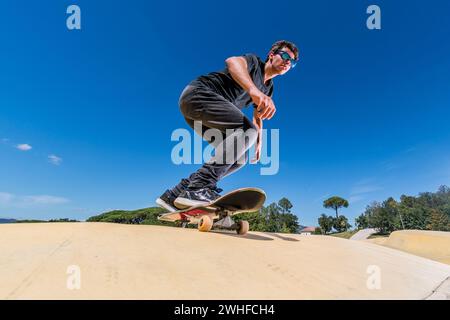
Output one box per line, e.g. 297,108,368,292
211,186,223,194
155,189,178,212
174,188,222,209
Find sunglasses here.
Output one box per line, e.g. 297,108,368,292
275,50,298,68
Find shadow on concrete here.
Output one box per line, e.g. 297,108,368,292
263,232,300,242
210,231,274,241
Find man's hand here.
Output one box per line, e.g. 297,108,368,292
248,87,276,120
250,108,263,164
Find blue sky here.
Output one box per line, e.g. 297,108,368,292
1,0,450,226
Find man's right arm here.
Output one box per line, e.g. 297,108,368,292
225,56,276,120
225,56,259,94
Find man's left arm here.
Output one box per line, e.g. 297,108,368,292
251,107,263,163
251,86,274,163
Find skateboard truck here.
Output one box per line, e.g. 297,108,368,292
213,214,236,230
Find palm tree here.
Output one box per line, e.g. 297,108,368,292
323,196,349,219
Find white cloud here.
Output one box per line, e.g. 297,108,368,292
48,154,62,165
313,193,331,203
350,185,383,195
348,195,365,204
380,159,401,172
22,195,69,205
0,192,69,207
16,144,32,151
0,192,14,205
348,180,383,204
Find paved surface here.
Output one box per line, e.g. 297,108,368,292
1,223,450,300
350,228,377,241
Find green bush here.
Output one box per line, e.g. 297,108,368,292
355,185,450,233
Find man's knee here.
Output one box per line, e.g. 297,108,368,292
179,86,202,120
179,85,197,104
179,98,192,117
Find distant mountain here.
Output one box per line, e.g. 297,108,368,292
0,218,17,224
0,218,79,224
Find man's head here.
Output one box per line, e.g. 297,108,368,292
266,40,299,75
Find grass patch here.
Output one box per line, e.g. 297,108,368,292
367,232,390,239
328,230,359,239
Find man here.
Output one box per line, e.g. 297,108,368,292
156,40,299,212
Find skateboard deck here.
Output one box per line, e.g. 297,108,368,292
158,187,266,234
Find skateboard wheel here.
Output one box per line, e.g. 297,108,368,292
198,215,213,232
236,220,249,235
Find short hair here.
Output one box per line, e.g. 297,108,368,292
266,40,299,62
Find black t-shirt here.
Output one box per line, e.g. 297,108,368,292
189,53,274,110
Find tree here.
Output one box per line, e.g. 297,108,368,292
266,203,281,232
351,185,450,234
369,200,398,234
279,213,300,233
437,185,450,194
323,196,349,219
398,206,428,230
278,198,293,214
333,215,351,233
237,198,299,233
355,214,369,230
313,227,323,235
318,214,334,234
427,209,450,231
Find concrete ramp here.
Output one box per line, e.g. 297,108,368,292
350,228,377,240
0,223,449,300
381,230,450,265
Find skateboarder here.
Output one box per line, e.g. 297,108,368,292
157,40,299,212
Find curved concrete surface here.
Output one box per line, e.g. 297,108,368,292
1,223,449,300
350,228,377,241
365,237,388,245
381,230,450,265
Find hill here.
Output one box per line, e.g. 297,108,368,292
0,218,17,224
87,207,172,225
0,218,79,224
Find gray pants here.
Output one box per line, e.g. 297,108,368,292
172,85,258,193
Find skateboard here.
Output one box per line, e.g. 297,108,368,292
158,187,266,235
